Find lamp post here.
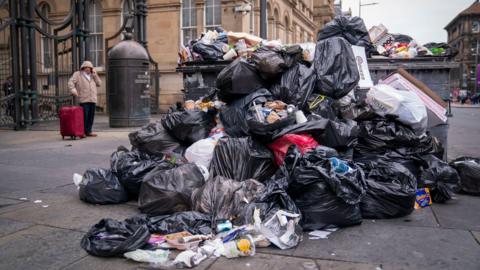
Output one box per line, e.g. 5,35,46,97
359,0,379,17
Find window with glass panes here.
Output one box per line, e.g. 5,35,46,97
205,0,221,31
40,3,53,69
87,0,103,67
181,0,197,45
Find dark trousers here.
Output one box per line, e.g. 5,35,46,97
80,102,95,134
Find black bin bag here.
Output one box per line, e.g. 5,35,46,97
128,121,185,156
313,37,359,99
449,157,480,195
357,159,417,219
110,147,176,199
79,168,129,205
419,155,460,203
317,15,374,55
81,218,150,257
252,47,287,80
220,89,272,137
216,58,266,103
209,137,277,182
269,63,316,110
192,41,226,61
161,109,215,146
286,146,366,230
126,212,215,235
191,176,265,223
138,163,205,216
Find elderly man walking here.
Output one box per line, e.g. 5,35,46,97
68,61,101,137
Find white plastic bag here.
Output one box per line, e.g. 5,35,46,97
185,138,217,168
124,249,169,264
367,84,428,134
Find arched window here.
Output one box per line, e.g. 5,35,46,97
87,0,103,67
205,0,221,31
284,16,289,44
40,3,52,69
273,8,279,40
181,0,197,45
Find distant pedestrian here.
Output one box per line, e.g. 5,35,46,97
67,61,101,137
2,76,14,118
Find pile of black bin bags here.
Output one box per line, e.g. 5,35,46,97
78,16,475,257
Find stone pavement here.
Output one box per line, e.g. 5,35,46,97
0,108,479,270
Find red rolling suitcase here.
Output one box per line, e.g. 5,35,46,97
59,106,85,140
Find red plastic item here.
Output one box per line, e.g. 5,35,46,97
59,106,85,140
268,134,319,165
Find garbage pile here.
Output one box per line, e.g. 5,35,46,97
368,23,458,58
77,15,477,268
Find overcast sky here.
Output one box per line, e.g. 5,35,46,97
340,0,475,45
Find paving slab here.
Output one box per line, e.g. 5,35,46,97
255,245,296,256
0,217,33,237
62,256,145,270
431,194,480,231
315,259,383,270
0,197,27,214
364,207,439,228
293,222,480,270
0,192,139,232
0,225,87,270
209,253,318,270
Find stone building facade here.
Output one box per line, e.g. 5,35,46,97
32,0,332,112
445,0,480,93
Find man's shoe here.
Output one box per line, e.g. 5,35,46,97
79,134,86,139
86,133,98,137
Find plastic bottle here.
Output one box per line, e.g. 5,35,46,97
329,157,351,174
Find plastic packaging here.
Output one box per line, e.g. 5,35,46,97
260,210,302,250
185,138,218,168
124,249,170,264
415,188,432,209
222,235,256,258
268,134,319,165
366,84,428,135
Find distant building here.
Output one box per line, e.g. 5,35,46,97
445,0,480,93
313,0,334,32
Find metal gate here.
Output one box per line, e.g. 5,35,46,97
0,0,158,130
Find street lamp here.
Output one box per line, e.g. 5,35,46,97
359,0,379,17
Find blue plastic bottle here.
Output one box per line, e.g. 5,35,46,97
329,157,351,174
